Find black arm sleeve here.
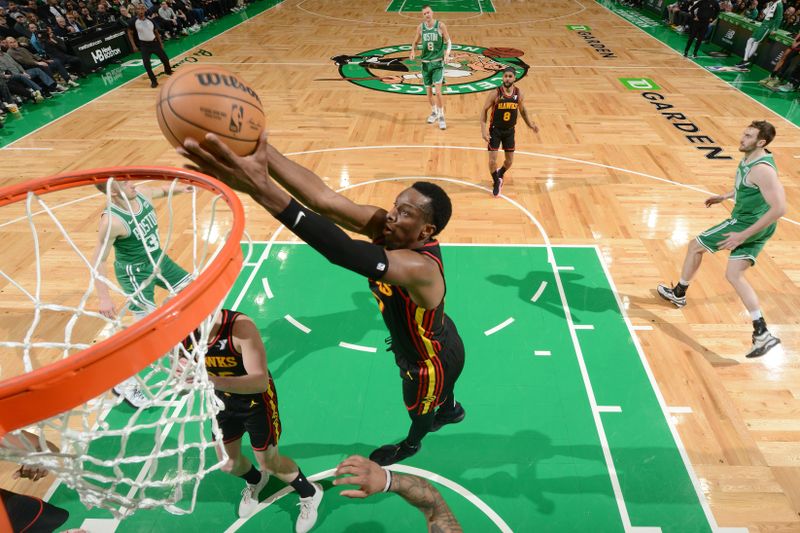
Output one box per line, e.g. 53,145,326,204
275,198,389,279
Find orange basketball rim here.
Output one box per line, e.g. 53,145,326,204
0,167,244,437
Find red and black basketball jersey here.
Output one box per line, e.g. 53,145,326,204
203,309,271,408
490,86,520,129
368,240,454,371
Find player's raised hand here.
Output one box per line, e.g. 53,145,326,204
333,455,388,498
178,131,270,199
704,194,726,208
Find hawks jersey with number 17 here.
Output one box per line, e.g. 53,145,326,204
368,240,457,370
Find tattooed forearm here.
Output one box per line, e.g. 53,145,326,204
390,473,463,532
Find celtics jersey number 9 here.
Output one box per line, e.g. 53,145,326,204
420,20,444,61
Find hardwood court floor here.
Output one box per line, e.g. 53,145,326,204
2,1,800,531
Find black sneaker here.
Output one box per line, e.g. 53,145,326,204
369,440,421,466
430,402,465,432
492,173,503,197
150,80,159,88
657,283,686,308
745,331,780,358
734,61,750,69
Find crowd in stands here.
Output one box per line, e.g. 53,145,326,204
0,0,252,128
621,0,800,94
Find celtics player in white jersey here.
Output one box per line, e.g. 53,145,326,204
410,5,451,130
91,179,193,406
658,121,786,358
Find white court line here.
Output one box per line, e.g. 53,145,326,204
297,0,585,27
284,314,310,333
254,242,599,248
573,324,595,330
224,466,513,533
631,325,654,331
556,265,575,271
261,277,274,299
597,405,623,413
668,406,693,414
528,64,704,70
531,281,548,302
281,145,800,228
592,246,723,531
484,317,514,336
0,192,103,229
201,61,328,65
11,147,800,229
338,341,377,353
533,350,551,357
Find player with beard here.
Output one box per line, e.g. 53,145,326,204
480,66,539,197
657,121,786,359
178,132,467,467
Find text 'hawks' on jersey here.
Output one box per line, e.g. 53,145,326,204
368,240,457,372
491,86,520,129
194,310,280,435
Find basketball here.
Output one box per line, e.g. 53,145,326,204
156,65,265,156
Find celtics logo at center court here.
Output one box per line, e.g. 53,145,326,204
330,44,529,95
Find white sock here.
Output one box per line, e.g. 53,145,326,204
679,278,689,286
431,105,436,114
744,39,756,61
438,107,444,117
750,310,763,320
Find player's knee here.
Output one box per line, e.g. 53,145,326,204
688,239,705,255
725,264,745,284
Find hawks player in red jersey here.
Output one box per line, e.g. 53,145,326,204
182,309,322,532
179,132,467,467
481,66,539,197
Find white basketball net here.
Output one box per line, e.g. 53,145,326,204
0,177,248,519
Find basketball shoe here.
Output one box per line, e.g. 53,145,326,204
746,331,781,358
296,483,323,533
238,471,270,518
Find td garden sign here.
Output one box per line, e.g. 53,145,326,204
330,44,529,95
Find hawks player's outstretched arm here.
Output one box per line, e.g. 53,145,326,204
179,132,444,308
334,455,463,533
207,314,269,394
264,142,388,239
178,131,386,239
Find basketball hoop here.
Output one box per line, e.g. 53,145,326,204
0,167,245,528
